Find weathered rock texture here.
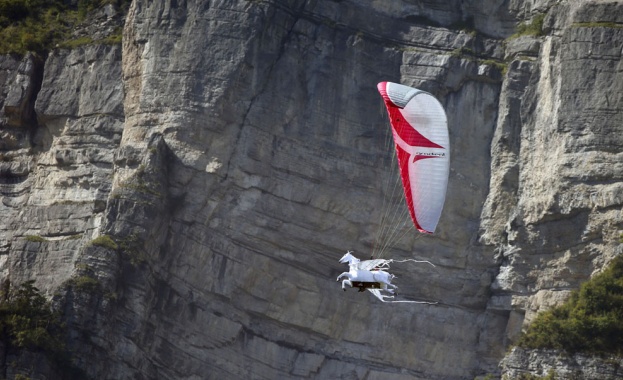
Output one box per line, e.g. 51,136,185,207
502,348,623,379
0,0,621,379
482,0,623,356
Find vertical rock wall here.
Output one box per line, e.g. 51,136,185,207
0,44,124,378
481,1,623,377
112,1,511,378
0,47,122,297
482,0,623,341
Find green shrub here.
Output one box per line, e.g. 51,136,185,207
510,13,545,39
90,235,118,250
68,275,100,293
0,280,64,353
119,180,163,198
508,370,556,380
25,235,46,243
0,0,127,54
58,36,93,49
104,292,118,302
101,27,123,44
517,255,623,355
0,0,66,54
118,165,163,198
572,22,623,29
0,280,87,377
118,233,146,265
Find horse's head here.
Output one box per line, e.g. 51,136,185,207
339,251,358,264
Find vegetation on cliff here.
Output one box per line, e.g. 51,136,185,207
0,280,64,353
0,0,127,55
90,235,119,251
518,255,623,355
0,280,87,377
510,13,545,38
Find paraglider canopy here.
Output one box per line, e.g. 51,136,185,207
335,82,449,303
377,82,450,234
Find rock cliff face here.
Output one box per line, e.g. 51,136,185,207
0,0,621,379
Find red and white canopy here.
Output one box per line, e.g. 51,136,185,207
377,81,450,234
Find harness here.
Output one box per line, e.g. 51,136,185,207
350,281,382,292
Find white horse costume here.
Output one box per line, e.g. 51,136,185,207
337,251,437,304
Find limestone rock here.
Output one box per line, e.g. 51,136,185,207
501,348,623,379
0,41,124,379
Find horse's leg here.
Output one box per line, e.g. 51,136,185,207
377,277,391,288
342,279,352,291
379,283,395,297
376,272,397,289
336,272,349,282
376,275,398,296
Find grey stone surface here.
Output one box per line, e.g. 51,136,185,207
0,1,621,379
502,348,623,379
0,42,123,378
